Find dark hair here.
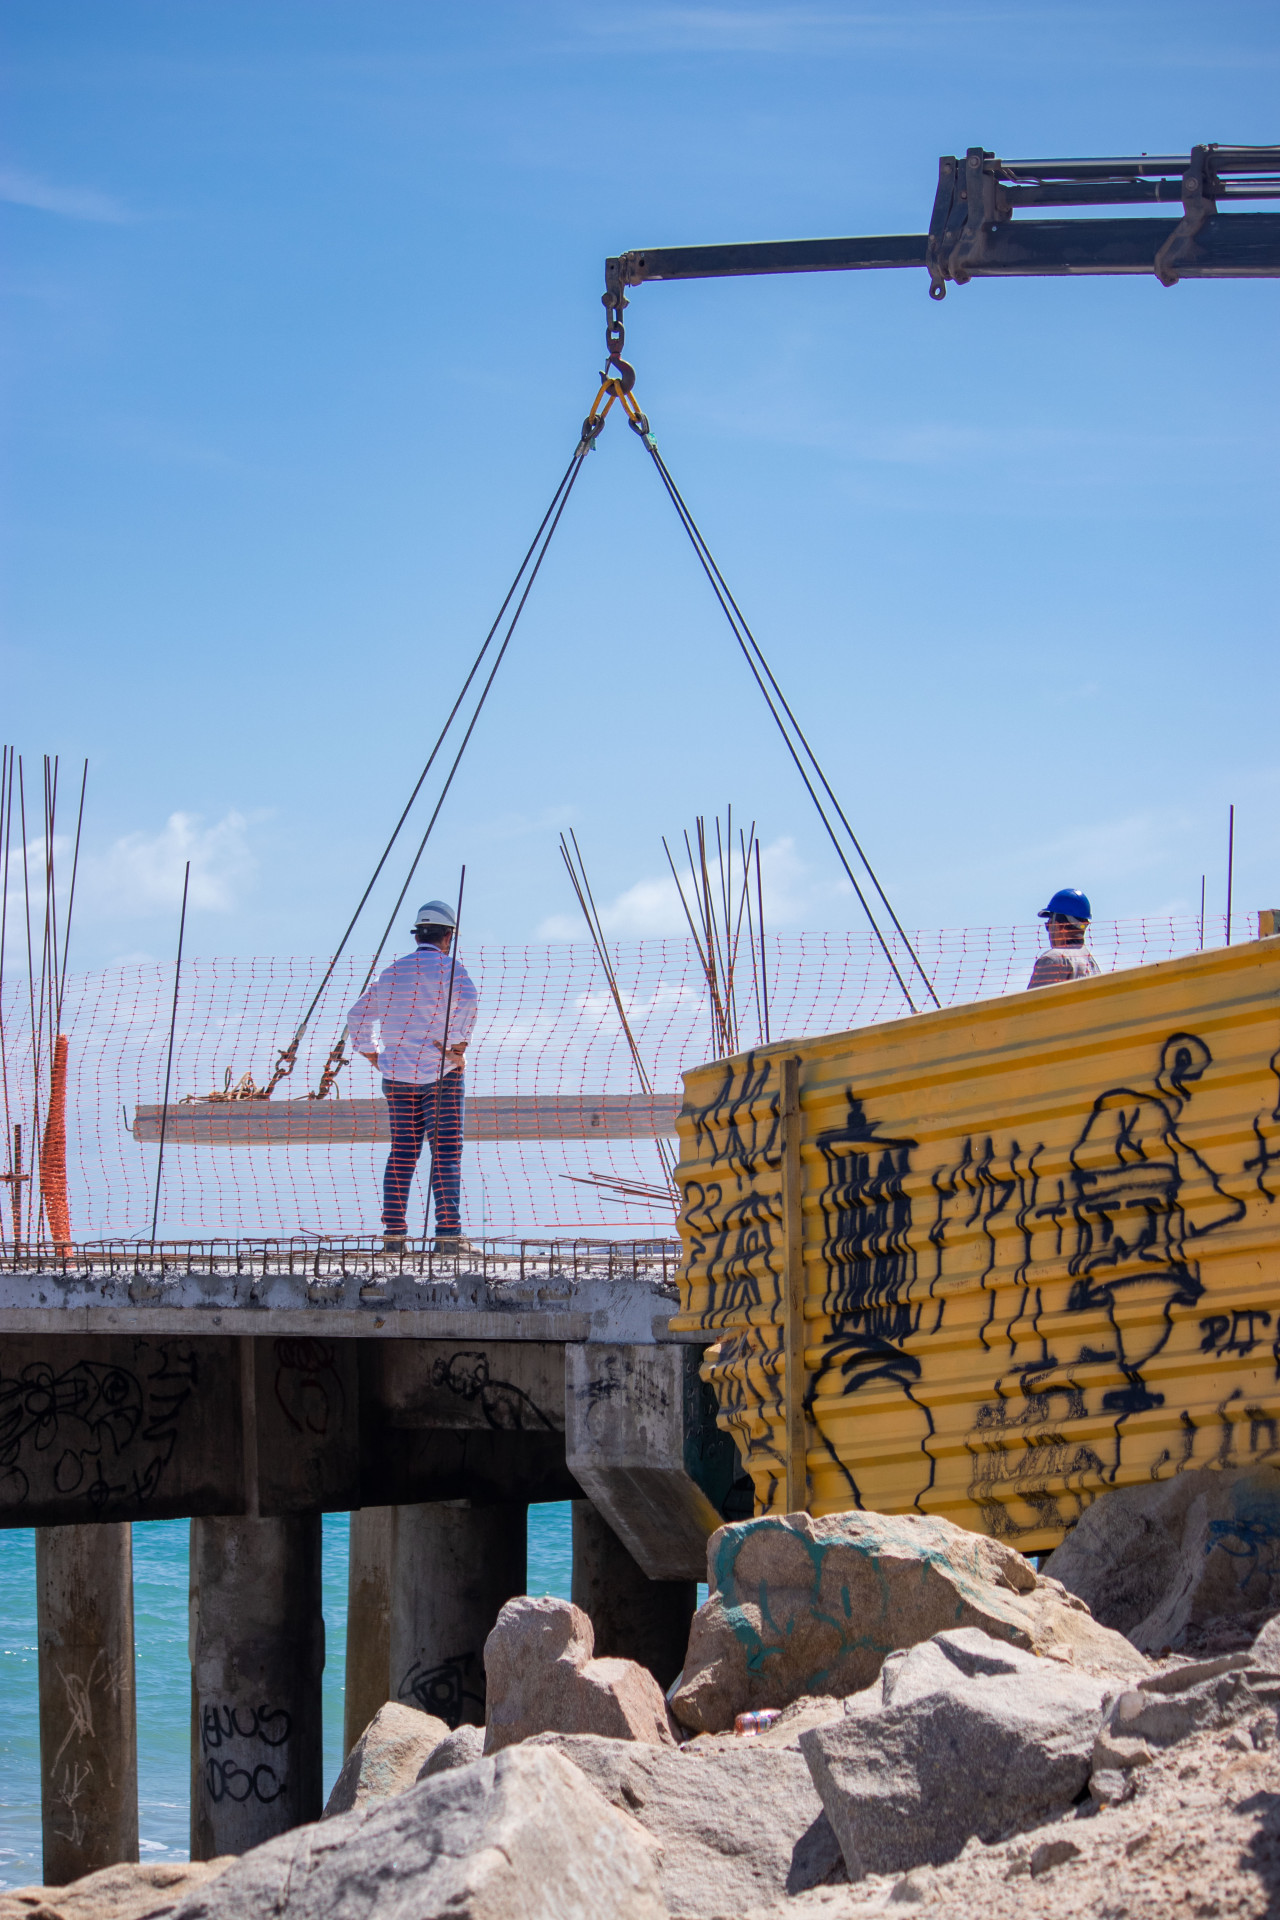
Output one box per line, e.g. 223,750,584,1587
414,926,451,948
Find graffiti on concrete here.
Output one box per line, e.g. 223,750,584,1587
274,1337,346,1437
398,1649,485,1728
429,1351,555,1430
0,1342,197,1510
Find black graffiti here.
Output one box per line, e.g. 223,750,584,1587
804,1095,936,1508
1063,1031,1246,1418
274,1337,345,1438
429,1352,554,1430
398,1651,484,1730
682,1055,783,1329
200,1702,293,1752
204,1758,286,1805
1200,1310,1273,1356
1245,1046,1280,1199
0,1344,197,1508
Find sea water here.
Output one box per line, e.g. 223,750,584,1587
0,1504,574,1890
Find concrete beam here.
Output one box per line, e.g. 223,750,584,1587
389,1502,526,1728
36,1521,138,1885
189,1515,324,1858
571,1499,695,1690
564,1344,740,1581
132,1092,680,1144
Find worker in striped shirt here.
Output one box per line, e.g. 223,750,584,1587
1027,888,1100,990
348,899,478,1253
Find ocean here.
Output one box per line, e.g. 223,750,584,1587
0,1503,575,1890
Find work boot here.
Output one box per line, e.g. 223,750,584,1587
432,1235,473,1257
382,1233,407,1254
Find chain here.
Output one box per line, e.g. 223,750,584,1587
578,274,657,452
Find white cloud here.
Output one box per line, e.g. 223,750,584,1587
82,811,259,917
0,167,133,224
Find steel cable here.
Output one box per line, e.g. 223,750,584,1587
638,434,939,1012
272,443,588,1087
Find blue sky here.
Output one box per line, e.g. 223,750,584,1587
3,1,1277,970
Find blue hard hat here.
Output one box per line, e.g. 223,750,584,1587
1038,888,1092,922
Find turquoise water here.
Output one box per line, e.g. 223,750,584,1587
0,1504,574,1890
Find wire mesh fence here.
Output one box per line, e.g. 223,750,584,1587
0,916,1216,1246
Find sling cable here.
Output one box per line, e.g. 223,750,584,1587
233,311,936,1105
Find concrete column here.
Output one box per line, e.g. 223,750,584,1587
189,1515,324,1860
344,1506,394,1756
565,1343,739,1579
389,1502,527,1728
571,1499,696,1691
36,1522,138,1885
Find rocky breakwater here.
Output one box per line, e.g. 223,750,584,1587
12,1468,1280,1918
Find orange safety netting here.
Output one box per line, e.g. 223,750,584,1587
0,917,1218,1245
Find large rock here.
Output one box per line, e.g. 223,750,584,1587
0,1862,231,1920
528,1732,844,1917
483,1595,677,1752
1043,1463,1280,1654
322,1701,449,1817
170,1745,665,1920
671,1510,1148,1733
1090,1649,1280,1801
418,1722,485,1777
799,1628,1112,1880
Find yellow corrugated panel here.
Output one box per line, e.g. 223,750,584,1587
671,937,1280,1552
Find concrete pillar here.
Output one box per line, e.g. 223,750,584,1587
389,1502,527,1728
571,1499,696,1691
36,1522,138,1885
344,1506,394,1756
565,1343,739,1579
189,1515,324,1860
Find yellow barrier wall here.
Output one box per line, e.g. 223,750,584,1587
670,937,1280,1551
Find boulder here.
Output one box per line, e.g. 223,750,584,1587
1091,1650,1280,1781
483,1595,677,1752
528,1731,844,1917
170,1746,665,1920
1043,1463,1280,1654
418,1723,484,1777
1252,1610,1280,1669
671,1510,1148,1733
799,1627,1112,1880
0,1862,231,1920
322,1701,450,1817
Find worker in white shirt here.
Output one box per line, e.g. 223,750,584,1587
346,899,478,1252
1027,888,1100,990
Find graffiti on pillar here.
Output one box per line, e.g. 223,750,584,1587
197,1704,289,1804
274,1337,346,1436
0,1341,198,1509
200,1701,291,1805
673,960,1280,1546
398,1649,485,1729
429,1351,556,1430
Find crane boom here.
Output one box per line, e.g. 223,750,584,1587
607,143,1280,304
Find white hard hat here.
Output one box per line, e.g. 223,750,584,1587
413,899,456,930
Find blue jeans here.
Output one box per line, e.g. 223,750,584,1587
381,1072,464,1237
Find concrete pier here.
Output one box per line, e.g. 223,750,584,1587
189,1515,324,1859
571,1499,696,1690
36,1522,138,1885
344,1505,394,1755
389,1502,526,1727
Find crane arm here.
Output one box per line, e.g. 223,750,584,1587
607,144,1280,304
